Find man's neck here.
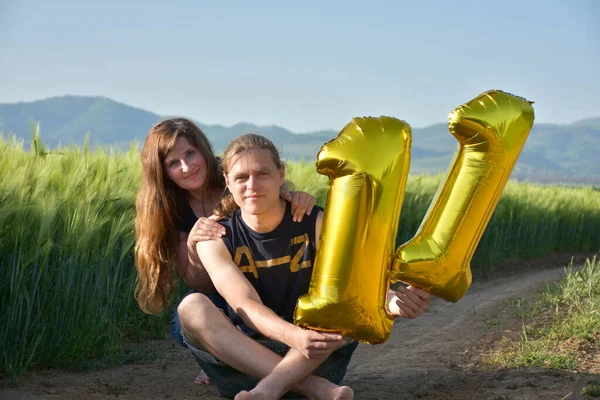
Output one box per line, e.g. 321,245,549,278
241,199,287,233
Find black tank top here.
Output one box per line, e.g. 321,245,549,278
220,202,322,328
175,198,197,234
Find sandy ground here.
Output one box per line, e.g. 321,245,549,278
1,254,598,400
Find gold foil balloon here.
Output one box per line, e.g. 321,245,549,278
391,90,535,302
294,117,412,344
294,90,534,344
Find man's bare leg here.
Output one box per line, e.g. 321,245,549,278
178,293,349,400
234,348,353,400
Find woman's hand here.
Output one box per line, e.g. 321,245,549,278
187,215,226,257
281,190,317,222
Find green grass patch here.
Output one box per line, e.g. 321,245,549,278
481,256,600,371
581,381,600,397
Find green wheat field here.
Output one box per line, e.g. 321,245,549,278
1,134,599,380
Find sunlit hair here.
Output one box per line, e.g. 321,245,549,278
134,117,224,314
214,133,284,217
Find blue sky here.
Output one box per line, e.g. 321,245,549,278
1,0,598,132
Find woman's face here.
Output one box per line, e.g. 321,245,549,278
225,149,284,216
164,136,208,192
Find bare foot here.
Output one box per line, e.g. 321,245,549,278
234,390,267,400
193,369,212,385
331,386,353,400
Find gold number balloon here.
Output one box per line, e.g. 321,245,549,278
294,117,412,344
391,90,535,302
294,90,535,344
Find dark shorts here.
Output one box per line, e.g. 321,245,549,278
171,292,358,399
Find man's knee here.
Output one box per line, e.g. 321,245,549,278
177,293,221,335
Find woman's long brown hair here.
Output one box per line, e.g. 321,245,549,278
134,118,223,314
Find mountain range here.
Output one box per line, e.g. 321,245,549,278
1,95,598,183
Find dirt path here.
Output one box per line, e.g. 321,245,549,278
2,256,598,400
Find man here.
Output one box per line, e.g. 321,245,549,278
178,134,430,400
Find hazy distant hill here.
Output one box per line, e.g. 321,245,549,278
0,96,159,147
1,96,598,183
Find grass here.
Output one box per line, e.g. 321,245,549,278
480,256,600,371
0,135,168,381
1,133,600,380
581,381,600,397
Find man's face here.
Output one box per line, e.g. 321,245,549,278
225,149,285,216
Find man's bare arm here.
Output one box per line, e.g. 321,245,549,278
196,239,300,346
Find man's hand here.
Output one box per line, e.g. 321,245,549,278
287,328,347,359
388,285,431,319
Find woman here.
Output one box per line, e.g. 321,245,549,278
134,118,316,384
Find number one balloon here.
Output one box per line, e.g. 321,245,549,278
294,90,535,344
391,90,535,302
294,116,412,344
